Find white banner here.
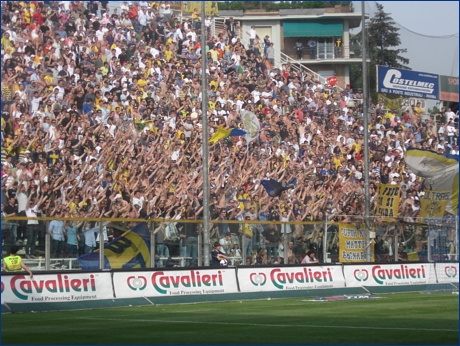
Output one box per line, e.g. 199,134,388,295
435,263,459,283
1,273,113,304
237,266,345,293
343,263,436,287
112,269,238,298
241,111,260,144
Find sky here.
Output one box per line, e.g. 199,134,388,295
351,1,459,108
352,1,459,77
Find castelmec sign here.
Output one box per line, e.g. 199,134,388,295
377,66,439,100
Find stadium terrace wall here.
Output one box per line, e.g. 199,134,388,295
1,263,457,313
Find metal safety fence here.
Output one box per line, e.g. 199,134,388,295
1,215,457,272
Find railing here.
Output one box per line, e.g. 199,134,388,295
2,216,457,272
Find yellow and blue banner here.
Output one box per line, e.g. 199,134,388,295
78,223,151,270
209,126,246,144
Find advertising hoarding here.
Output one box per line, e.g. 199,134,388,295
1,272,113,304
112,269,238,298
439,75,459,102
435,263,459,283
237,266,346,293
343,263,436,287
377,65,439,100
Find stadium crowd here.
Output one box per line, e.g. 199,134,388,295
1,1,458,265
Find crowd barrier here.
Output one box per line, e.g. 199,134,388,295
1,262,457,313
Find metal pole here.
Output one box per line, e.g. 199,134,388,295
455,217,458,261
324,215,328,264
45,221,50,271
201,1,210,267
99,222,104,270
283,226,288,264
242,226,246,265
361,1,371,262
150,222,155,268
394,230,398,262
198,226,203,266
427,227,432,262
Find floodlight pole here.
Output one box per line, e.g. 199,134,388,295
201,1,210,267
361,1,371,262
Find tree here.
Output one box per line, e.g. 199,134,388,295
350,3,409,102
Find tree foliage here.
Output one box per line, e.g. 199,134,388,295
350,3,409,102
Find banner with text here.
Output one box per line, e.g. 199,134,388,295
439,75,459,102
112,269,238,298
378,95,428,114
338,223,368,262
377,93,404,110
0,273,113,304
435,263,459,283
420,190,450,223
343,263,436,287
181,2,218,16
377,66,439,100
237,266,345,293
376,184,400,221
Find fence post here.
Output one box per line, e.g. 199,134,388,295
150,222,156,268
283,225,288,264
242,223,246,265
198,226,203,267
455,218,458,262
99,222,104,270
394,233,398,262
324,215,328,264
45,221,50,271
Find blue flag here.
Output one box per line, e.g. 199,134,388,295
261,178,297,197
78,222,151,270
229,128,247,137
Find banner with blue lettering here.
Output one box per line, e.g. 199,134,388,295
377,65,439,100
78,223,151,270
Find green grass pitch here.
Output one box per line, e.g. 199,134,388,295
2,293,458,344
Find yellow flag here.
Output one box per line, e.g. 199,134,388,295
209,126,231,144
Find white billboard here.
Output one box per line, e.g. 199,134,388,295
112,269,239,298
343,263,436,287
435,263,459,284
1,273,114,304
237,266,346,293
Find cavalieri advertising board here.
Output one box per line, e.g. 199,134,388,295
435,263,459,283
237,266,345,293
1,273,113,304
112,269,238,298
343,263,436,287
